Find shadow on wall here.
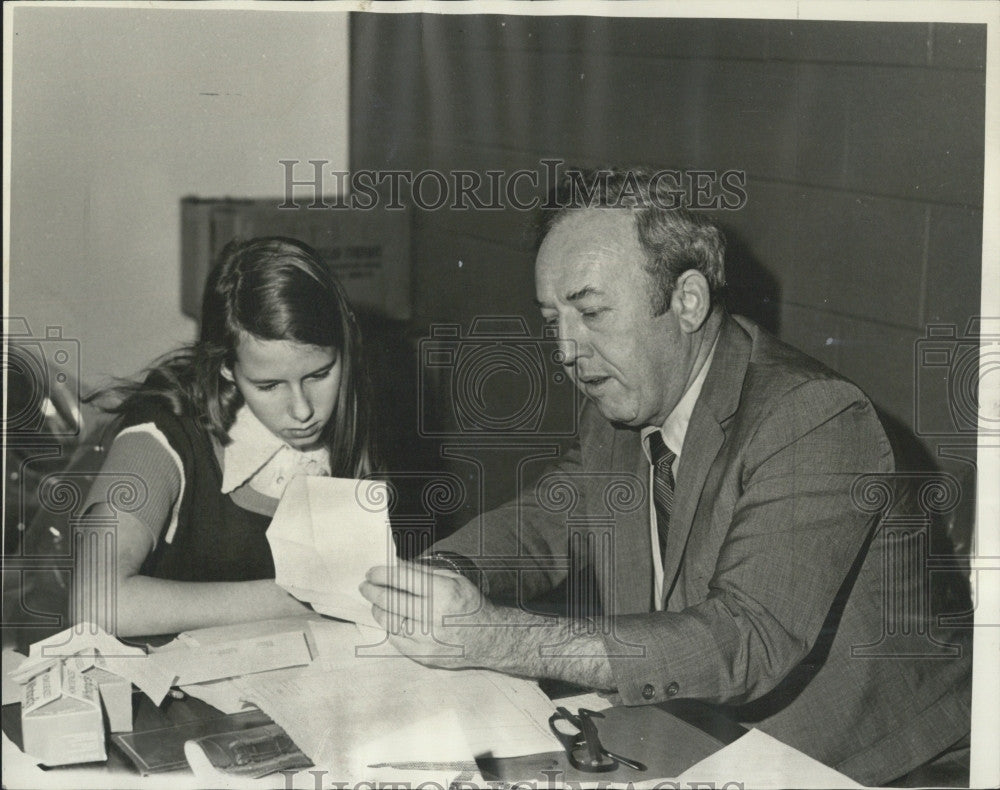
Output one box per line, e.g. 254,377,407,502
877,409,977,564
707,222,975,623
356,310,448,555
718,222,781,336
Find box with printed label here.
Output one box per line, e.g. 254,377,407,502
21,662,107,766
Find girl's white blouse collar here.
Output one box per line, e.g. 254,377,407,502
221,405,331,498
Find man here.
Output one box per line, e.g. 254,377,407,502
360,168,972,786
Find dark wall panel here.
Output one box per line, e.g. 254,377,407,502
350,14,985,489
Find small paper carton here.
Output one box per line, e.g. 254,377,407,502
21,662,107,766
86,664,133,732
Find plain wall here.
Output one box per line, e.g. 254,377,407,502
7,6,349,387
350,15,985,485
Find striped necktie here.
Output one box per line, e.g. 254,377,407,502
648,431,677,560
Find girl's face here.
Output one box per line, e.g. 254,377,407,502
225,334,342,450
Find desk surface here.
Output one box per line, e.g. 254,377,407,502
5,622,864,789
3,681,747,785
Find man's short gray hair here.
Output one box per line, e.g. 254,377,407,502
538,166,727,315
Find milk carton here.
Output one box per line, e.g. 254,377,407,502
21,662,107,765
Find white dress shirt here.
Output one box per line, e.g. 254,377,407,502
640,337,718,609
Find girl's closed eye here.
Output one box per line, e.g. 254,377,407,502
309,365,334,381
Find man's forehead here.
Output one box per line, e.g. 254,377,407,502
549,208,635,245
536,210,644,297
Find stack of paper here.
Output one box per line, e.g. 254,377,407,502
169,614,334,713
260,476,560,783
266,476,396,629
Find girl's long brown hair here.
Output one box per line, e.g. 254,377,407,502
89,237,375,477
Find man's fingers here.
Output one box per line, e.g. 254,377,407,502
370,602,418,637
358,579,384,606
369,602,388,629
364,564,395,587
365,561,442,595
359,579,421,615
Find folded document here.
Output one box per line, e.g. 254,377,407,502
267,475,396,628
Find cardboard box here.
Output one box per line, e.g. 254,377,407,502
181,197,411,321
21,663,107,766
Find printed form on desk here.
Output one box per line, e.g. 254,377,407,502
233,618,561,782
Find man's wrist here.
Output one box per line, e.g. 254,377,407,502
419,551,491,597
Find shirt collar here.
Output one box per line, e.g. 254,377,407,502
641,334,719,462
221,405,329,494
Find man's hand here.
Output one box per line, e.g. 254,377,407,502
359,560,617,691
359,560,497,668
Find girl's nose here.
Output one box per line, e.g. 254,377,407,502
289,388,314,423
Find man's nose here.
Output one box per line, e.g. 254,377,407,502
288,387,314,423
557,335,578,367
556,319,587,367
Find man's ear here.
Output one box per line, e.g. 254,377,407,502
671,270,711,333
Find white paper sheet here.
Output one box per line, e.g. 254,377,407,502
266,476,396,629
678,728,863,789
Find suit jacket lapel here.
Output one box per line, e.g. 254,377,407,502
597,421,653,616
661,314,751,604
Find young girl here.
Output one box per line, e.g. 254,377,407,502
82,237,374,636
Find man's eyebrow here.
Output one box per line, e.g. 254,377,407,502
534,286,602,309
566,285,602,302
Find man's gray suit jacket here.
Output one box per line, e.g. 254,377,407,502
435,312,972,785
